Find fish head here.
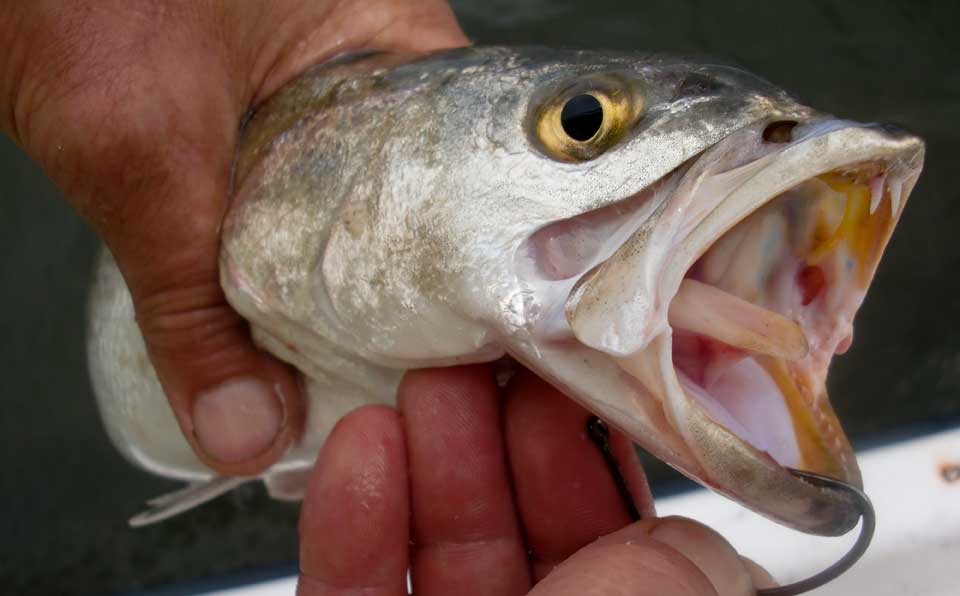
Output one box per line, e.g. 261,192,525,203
223,47,924,535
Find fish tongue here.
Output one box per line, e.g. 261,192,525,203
668,279,809,360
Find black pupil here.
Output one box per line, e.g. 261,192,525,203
560,94,604,141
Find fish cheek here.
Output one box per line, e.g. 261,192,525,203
320,214,496,363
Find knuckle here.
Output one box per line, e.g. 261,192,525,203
134,280,250,363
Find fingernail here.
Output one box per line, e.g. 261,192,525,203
193,377,284,463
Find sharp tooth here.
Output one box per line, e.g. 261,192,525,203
668,278,809,360
889,176,904,216
869,173,886,215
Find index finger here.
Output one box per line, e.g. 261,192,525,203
297,406,410,596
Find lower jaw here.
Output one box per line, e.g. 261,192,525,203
655,164,906,488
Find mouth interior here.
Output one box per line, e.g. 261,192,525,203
665,165,896,473
520,134,910,487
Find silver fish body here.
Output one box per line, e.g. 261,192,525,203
88,47,924,532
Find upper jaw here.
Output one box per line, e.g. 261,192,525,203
546,118,923,534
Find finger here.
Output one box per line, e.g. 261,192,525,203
532,517,757,596
742,557,778,590
398,366,531,596
609,428,656,519
503,370,653,579
297,406,409,596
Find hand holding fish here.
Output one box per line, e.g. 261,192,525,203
297,365,772,596
0,0,466,473
4,1,924,593
1,4,760,593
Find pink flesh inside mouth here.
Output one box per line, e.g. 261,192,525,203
662,164,901,479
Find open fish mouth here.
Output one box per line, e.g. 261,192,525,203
518,118,924,534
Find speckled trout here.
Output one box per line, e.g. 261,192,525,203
87,47,924,533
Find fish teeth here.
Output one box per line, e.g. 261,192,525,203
869,173,887,215
667,278,809,360
889,176,904,217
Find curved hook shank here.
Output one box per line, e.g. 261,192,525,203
756,469,875,596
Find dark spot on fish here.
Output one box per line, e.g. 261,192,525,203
561,94,604,141
763,120,799,143
676,73,727,97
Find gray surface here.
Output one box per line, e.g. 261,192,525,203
1,0,958,593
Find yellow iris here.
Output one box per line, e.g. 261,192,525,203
533,75,645,162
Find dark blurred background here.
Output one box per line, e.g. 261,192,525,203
1,1,957,593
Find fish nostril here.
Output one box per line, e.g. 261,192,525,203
762,120,798,143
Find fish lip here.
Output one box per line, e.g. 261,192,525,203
548,119,923,534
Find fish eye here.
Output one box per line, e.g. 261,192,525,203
561,94,604,141
533,76,644,162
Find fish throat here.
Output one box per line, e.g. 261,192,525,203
659,166,896,481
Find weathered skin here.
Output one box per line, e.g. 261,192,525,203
88,47,923,533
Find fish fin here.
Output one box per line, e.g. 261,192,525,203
128,476,248,527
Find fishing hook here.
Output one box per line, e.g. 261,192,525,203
586,415,643,521
585,416,875,596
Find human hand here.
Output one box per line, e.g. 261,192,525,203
0,1,467,475
297,365,774,596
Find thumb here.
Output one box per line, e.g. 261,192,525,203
75,38,307,477
2,1,310,477
128,239,305,476
531,516,772,596
101,125,306,475
86,85,306,476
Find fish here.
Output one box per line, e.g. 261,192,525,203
86,46,924,533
